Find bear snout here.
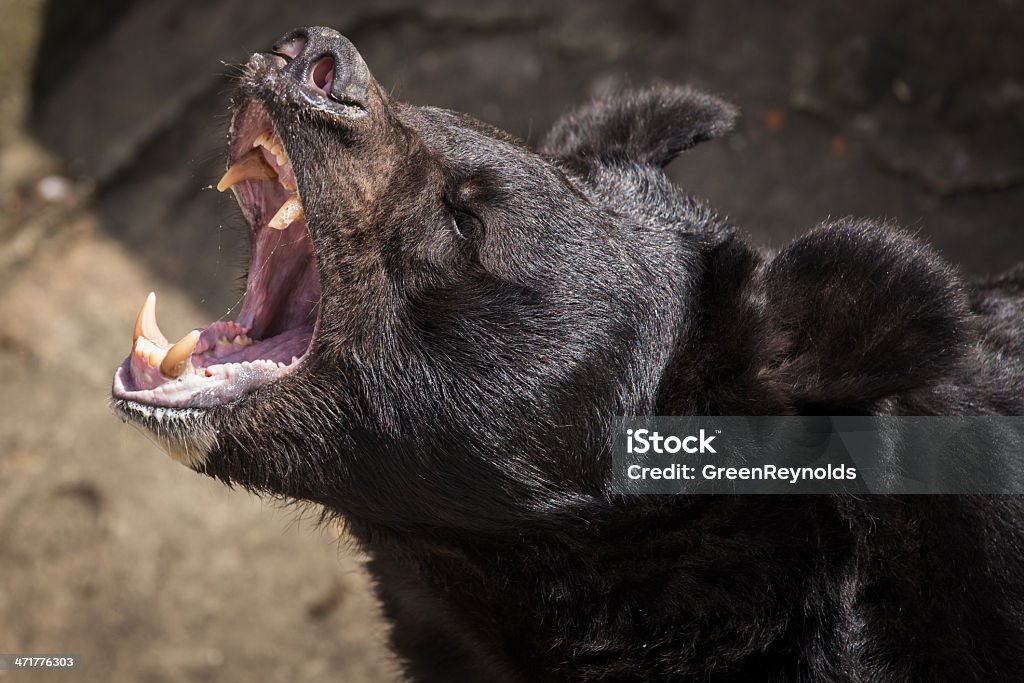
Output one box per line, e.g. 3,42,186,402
251,26,372,113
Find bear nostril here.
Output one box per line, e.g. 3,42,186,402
310,56,335,95
273,35,306,61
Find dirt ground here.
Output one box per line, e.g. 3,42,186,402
1,0,1022,681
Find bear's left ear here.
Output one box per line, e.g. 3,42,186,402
540,85,737,168
760,219,972,412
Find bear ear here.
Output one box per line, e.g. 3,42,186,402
540,85,737,168
760,219,972,412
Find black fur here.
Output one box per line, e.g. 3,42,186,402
125,35,1024,681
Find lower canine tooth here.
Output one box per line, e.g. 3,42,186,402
160,330,201,378
217,148,278,192
268,194,304,230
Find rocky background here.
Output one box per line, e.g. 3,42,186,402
1,0,1022,681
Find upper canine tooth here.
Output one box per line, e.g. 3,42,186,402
133,291,168,346
268,194,304,230
160,330,201,378
217,148,278,192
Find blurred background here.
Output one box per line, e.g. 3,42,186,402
0,0,1022,680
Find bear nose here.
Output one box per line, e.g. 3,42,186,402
270,27,370,110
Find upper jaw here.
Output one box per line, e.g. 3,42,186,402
224,99,305,237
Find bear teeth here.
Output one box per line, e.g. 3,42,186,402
253,131,291,171
218,130,302,228
160,330,202,379
268,194,304,230
216,148,278,191
134,291,168,346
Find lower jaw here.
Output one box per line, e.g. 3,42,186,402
113,215,319,410
112,321,314,409
112,351,307,410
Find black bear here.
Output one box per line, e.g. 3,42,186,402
113,27,1024,681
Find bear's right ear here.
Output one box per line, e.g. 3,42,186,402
658,220,973,415
757,219,972,412
540,86,737,168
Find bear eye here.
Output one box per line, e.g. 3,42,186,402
451,210,482,241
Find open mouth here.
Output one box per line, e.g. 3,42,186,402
112,101,320,409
